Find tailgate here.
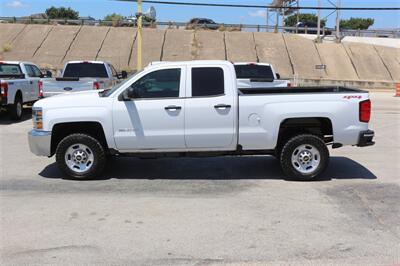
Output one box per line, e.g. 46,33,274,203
42,79,95,97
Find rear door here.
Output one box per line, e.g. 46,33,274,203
24,64,41,101
184,65,236,149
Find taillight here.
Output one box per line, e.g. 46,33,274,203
93,81,100,90
0,82,8,97
359,99,371,123
287,82,292,87
38,80,43,98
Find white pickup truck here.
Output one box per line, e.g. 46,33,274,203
28,60,374,181
41,61,127,97
0,61,51,120
235,62,291,88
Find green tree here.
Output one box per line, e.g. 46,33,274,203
104,13,125,21
45,6,79,19
340,17,374,30
285,13,326,27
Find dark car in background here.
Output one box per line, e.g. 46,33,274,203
186,18,219,30
288,22,332,35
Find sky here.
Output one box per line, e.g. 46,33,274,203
0,0,399,29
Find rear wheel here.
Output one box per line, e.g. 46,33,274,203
280,134,329,181
9,95,23,120
56,134,106,180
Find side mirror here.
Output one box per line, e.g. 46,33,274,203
121,71,128,79
46,70,52,78
118,87,138,101
276,73,281,79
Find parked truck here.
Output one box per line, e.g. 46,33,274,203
28,60,374,181
0,61,51,120
41,61,127,97
235,62,291,88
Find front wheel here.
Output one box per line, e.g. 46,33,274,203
56,134,106,180
280,134,329,181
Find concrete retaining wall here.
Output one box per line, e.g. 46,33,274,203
344,43,392,81
0,23,398,85
254,33,293,79
96,27,136,70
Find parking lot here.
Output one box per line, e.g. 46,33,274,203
0,91,399,265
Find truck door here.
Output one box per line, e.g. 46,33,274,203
112,67,186,150
25,64,41,101
184,66,236,150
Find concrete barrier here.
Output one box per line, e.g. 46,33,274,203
193,31,225,60
225,32,257,62
2,24,53,61
316,43,358,80
344,43,392,81
374,45,400,81
254,32,293,79
63,26,110,64
0,24,26,48
129,28,165,70
97,27,136,70
162,29,193,61
32,25,81,69
284,34,327,79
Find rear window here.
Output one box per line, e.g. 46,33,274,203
63,63,108,78
0,64,23,75
235,64,275,81
192,67,224,97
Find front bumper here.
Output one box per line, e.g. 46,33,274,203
28,130,52,157
357,130,375,147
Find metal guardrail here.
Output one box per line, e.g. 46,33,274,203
0,16,399,38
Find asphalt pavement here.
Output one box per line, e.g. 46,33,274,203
0,91,399,265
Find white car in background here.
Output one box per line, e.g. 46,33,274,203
0,61,51,120
41,61,127,98
234,62,291,88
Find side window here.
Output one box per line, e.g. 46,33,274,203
192,67,224,97
130,68,181,99
31,65,42,77
25,65,35,77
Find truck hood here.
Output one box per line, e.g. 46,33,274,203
33,90,107,109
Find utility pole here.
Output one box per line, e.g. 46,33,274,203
336,0,341,41
317,0,321,42
137,0,143,71
266,7,269,32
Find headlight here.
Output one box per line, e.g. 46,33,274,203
32,108,43,130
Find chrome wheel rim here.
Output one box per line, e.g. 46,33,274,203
291,144,321,174
65,144,94,173
16,102,22,117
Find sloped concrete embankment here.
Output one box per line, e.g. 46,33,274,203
0,24,398,86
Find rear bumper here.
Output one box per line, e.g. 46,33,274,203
357,130,375,147
28,130,52,157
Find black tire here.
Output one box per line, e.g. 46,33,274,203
9,95,23,120
280,134,329,181
55,134,106,180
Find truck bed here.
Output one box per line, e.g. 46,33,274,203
239,86,366,95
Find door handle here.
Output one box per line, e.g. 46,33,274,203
214,104,231,109
165,105,182,111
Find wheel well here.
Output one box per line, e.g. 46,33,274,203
15,90,22,101
51,122,108,155
276,117,333,150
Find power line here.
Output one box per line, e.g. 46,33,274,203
113,0,400,11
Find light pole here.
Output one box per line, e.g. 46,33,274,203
317,0,321,42
137,0,143,71
336,0,341,41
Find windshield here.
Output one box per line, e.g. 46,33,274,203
100,71,141,97
63,63,108,78
235,64,275,80
0,64,23,76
